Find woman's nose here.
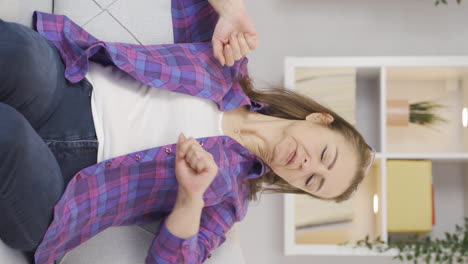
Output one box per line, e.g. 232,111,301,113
301,156,311,170
301,156,327,174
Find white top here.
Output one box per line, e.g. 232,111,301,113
85,61,225,162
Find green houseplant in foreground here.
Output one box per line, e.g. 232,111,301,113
351,217,468,264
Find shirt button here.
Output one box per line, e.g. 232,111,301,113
135,154,141,161
76,173,82,180
105,162,112,168
165,147,172,154
198,141,204,147
208,254,212,258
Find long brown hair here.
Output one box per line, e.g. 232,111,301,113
239,77,374,203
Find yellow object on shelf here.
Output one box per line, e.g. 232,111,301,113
387,160,433,233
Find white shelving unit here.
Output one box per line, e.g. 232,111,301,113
283,56,468,256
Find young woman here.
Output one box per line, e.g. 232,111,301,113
0,0,374,263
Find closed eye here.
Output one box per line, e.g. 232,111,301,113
305,146,327,186
306,174,314,186
305,175,324,192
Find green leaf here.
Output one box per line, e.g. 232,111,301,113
397,243,404,251
425,254,432,264
446,232,452,242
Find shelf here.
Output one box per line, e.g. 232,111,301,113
388,160,467,241
356,68,382,152
283,57,468,256
385,153,468,161
386,66,468,153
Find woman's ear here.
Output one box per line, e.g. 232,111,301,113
305,112,334,124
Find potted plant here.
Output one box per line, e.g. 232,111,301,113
349,217,468,264
387,100,447,127
435,0,462,6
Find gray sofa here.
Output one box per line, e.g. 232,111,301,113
0,0,245,263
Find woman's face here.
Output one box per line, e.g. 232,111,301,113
266,113,358,199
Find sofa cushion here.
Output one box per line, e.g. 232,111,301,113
0,0,51,27
55,0,173,45
58,222,246,264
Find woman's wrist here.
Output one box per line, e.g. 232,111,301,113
208,0,247,19
175,190,205,210
167,198,204,239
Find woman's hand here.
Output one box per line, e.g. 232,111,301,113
175,133,218,203
209,0,258,66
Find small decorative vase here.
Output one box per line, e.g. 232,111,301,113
387,100,409,126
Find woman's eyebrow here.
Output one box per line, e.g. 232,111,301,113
328,146,338,170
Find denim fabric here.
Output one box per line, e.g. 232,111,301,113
0,18,98,254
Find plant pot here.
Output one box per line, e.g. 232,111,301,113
387,100,409,126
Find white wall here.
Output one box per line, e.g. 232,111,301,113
245,0,468,86
238,0,468,263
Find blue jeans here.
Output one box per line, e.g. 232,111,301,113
0,19,98,253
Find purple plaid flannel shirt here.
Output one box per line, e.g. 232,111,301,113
32,1,271,263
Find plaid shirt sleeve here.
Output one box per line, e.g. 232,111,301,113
172,0,219,44
146,201,236,264
32,7,255,112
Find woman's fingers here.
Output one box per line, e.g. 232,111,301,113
238,33,251,57
224,44,235,67
177,133,187,158
177,136,214,173
218,33,254,67
190,150,214,174
185,145,201,163
177,135,196,158
186,149,205,173
245,33,258,50
212,39,226,66
229,33,242,61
